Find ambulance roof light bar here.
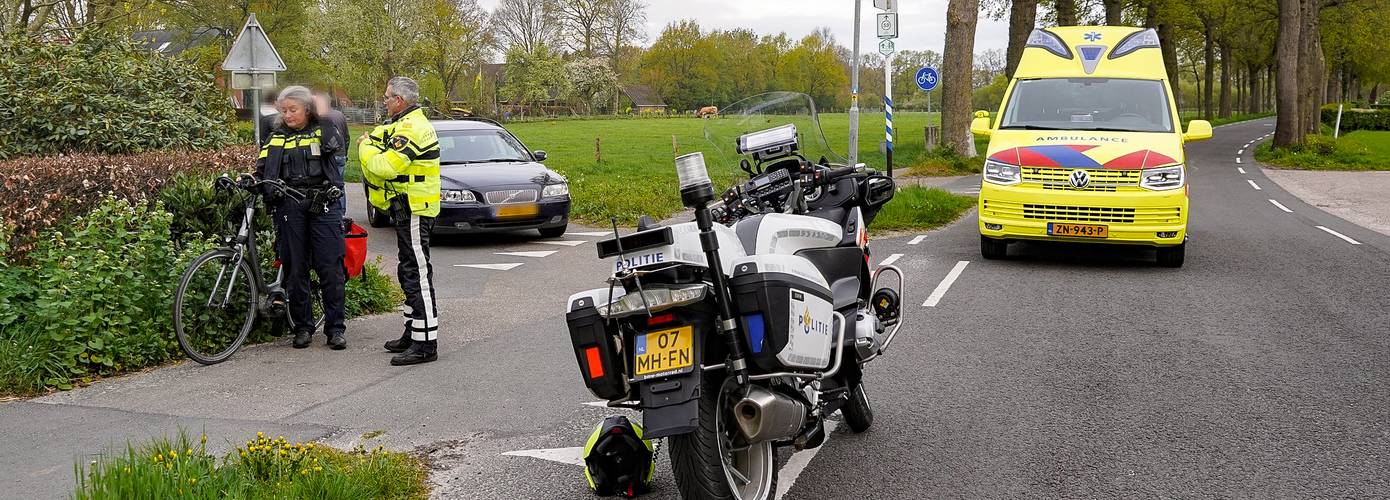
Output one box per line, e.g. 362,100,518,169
1109,28,1161,59
1026,29,1072,60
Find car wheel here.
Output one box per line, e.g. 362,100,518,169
539,224,567,238
981,235,1008,260
1156,242,1185,268
367,204,391,228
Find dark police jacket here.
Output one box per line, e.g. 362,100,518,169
255,119,345,191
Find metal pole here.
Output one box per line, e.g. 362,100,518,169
252,87,262,145
1334,103,1344,139
848,0,861,167
885,53,893,176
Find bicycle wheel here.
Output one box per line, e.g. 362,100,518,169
174,249,257,365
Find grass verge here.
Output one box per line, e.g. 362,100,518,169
74,431,428,500
870,187,976,235
1180,111,1275,128
1254,131,1390,171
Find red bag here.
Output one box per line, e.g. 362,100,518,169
344,219,369,278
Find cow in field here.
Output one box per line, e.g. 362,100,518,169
697,106,719,118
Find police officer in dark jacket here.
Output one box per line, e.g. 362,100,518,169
255,85,348,350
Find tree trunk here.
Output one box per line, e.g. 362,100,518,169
1055,0,1077,25
1267,65,1275,112
1327,65,1339,103
1219,40,1232,118
1104,0,1124,25
1236,64,1244,115
1193,63,1203,115
1298,0,1324,134
1005,0,1038,79
1371,83,1381,105
1248,63,1262,114
943,0,981,157
1274,0,1303,147
1157,18,1181,110
1202,21,1215,120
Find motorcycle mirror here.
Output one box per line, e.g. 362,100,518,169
862,175,896,207
740,158,756,177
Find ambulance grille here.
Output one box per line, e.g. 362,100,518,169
1021,168,1140,192
982,200,1183,224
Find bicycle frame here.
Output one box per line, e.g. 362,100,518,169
205,194,288,318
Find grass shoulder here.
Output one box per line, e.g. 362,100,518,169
1255,131,1390,171
871,186,976,235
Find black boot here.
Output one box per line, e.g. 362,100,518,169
390,341,437,366
327,331,347,350
383,331,411,353
292,330,312,349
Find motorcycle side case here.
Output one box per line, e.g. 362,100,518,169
565,290,628,401
728,257,837,372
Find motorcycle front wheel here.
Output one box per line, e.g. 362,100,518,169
670,376,778,500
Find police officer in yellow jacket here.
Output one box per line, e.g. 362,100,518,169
358,77,443,366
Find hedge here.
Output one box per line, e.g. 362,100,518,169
1322,105,1390,132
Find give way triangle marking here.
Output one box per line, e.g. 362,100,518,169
453,263,524,271
495,251,557,258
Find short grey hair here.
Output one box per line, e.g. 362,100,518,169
273,85,315,129
387,77,419,104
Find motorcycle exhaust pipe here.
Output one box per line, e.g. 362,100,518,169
733,386,806,443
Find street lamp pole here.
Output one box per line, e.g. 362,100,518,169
849,0,861,167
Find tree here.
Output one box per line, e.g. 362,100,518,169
1053,0,1078,25
566,56,617,113
777,28,848,110
417,0,494,101
1005,0,1038,79
308,0,429,102
494,0,558,55
639,20,717,110
1273,0,1302,146
599,0,644,113
943,0,981,157
501,44,569,116
1104,0,1126,24
556,0,609,56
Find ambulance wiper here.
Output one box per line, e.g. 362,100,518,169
1083,127,1149,132
997,125,1053,130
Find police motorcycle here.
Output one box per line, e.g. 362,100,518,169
566,92,904,499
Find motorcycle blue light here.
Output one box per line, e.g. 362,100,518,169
744,313,766,354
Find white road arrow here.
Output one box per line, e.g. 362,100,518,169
539,240,587,247
501,447,585,467
495,251,557,258
454,263,524,271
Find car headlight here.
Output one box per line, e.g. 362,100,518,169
542,183,569,198
443,189,477,203
983,159,1021,186
1140,165,1184,190
598,285,707,318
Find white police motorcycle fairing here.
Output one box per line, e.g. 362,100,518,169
565,92,904,500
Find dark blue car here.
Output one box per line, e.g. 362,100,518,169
364,119,571,237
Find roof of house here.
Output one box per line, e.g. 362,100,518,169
132,27,225,57
622,85,666,107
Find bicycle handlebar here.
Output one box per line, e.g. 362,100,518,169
216,174,309,201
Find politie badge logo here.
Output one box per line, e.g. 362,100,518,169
390,135,409,151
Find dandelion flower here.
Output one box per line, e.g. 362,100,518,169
257,432,264,438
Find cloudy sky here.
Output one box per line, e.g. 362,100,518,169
475,0,1012,55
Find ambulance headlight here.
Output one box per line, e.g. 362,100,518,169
1110,29,1161,59
1025,29,1073,59
983,159,1021,186
1140,165,1185,190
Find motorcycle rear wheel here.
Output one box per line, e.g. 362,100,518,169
670,376,778,500
843,381,875,433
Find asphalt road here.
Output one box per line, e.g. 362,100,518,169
3,117,1389,499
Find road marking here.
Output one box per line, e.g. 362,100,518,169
569,231,615,237
1268,199,1292,213
1235,157,1242,164
908,235,927,245
923,261,969,307
1247,179,1261,190
1317,226,1362,245
1237,149,1244,155
538,240,587,247
1237,167,1246,174
775,420,839,500
495,251,557,258
454,263,524,271
501,447,585,466
878,253,903,267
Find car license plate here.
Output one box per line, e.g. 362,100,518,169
634,326,693,378
1048,223,1109,238
496,203,538,218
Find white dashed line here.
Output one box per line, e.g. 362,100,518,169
495,251,557,258
878,253,903,267
1237,149,1244,155
1247,179,1261,190
1236,157,1242,164
538,240,587,247
569,231,616,237
1317,226,1362,245
454,263,524,271
908,235,927,245
1268,199,1292,213
1237,167,1247,174
923,261,970,307
775,420,839,500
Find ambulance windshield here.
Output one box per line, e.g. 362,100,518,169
999,78,1174,133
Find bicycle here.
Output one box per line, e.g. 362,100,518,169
173,174,327,365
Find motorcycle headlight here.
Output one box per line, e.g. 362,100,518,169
598,285,707,318
1140,165,1184,190
542,183,569,198
983,159,1021,186
443,189,477,203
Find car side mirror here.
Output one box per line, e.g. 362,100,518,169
1183,120,1212,142
533,150,548,162
970,110,992,137
862,174,895,207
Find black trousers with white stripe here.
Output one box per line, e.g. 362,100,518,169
390,197,440,343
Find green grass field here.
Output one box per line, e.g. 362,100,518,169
1255,130,1390,171
870,187,976,235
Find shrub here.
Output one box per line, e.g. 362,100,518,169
346,259,405,318
0,147,256,260
0,31,235,159
1322,105,1390,132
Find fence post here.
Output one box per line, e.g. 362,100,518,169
596,137,602,163
672,135,678,155
1334,103,1344,139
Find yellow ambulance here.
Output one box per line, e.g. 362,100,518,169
972,26,1211,267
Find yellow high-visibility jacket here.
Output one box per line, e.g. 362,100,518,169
359,106,441,217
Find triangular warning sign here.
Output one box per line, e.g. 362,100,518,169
221,13,286,72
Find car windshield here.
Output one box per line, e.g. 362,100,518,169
1000,78,1174,133
439,129,532,164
